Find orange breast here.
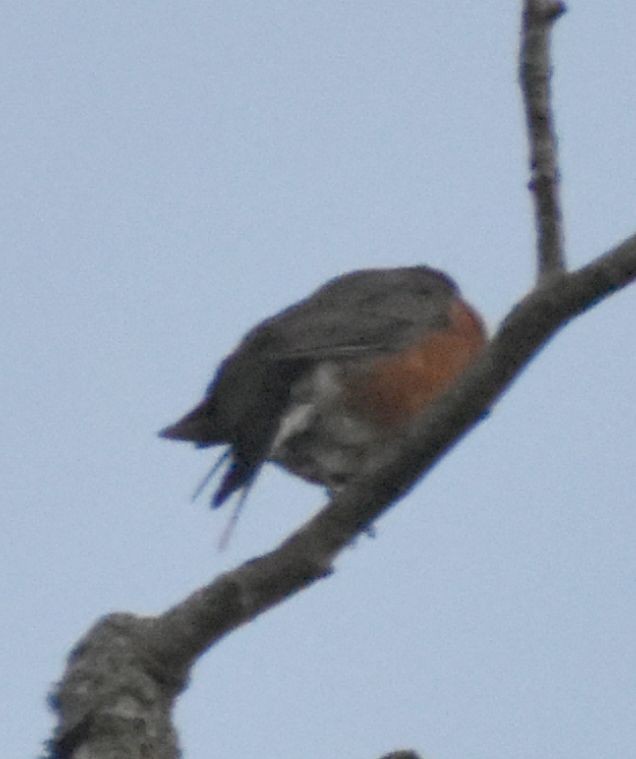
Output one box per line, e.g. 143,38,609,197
350,298,487,427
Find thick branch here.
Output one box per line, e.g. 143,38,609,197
48,234,636,759
46,5,635,757
520,0,567,280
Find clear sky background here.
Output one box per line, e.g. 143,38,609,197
3,3,636,758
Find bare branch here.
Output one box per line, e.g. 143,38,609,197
46,615,183,759
48,234,636,759
520,0,567,280
46,4,636,758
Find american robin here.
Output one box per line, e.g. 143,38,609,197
160,266,486,509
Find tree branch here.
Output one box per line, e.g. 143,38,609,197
46,5,636,758
48,232,636,759
520,0,567,280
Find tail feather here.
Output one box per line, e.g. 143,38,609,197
190,451,231,502
212,455,260,507
159,398,223,447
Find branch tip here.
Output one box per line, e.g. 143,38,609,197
546,2,567,22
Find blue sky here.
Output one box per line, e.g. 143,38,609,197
3,3,636,758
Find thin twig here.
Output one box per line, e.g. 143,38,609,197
520,0,567,281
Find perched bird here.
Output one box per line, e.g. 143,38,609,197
160,266,486,514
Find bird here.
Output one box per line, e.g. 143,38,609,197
160,266,486,517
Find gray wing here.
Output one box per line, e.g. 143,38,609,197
238,266,456,361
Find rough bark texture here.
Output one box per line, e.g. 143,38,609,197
48,615,184,759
